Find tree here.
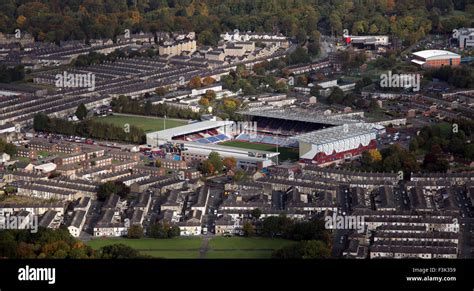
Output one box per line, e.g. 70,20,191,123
33,113,50,132
148,222,168,238
99,244,143,259
75,103,88,120
288,47,310,65
97,181,130,201
369,149,382,162
155,87,168,96
242,221,255,237
223,157,236,172
0,140,17,156
144,100,153,115
199,97,210,106
202,76,216,86
127,225,144,239
97,182,117,201
16,242,35,258
148,222,180,238
272,240,331,259
369,99,381,112
329,12,342,35
169,226,181,238
250,208,262,220
361,151,374,169
327,87,345,104
423,152,449,172
188,76,202,89
200,160,215,175
261,216,292,237
308,31,321,56
285,220,330,242
198,30,217,46
409,138,420,152
233,170,247,182
208,151,223,173
204,90,216,101
16,15,26,27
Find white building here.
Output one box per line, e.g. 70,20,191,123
68,210,87,237
455,28,474,49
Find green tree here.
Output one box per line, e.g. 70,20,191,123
242,221,255,237
75,103,88,120
272,240,331,259
99,244,143,259
33,113,50,132
144,100,153,115
208,151,223,173
200,160,215,175
250,208,262,220
169,226,181,238
97,181,130,201
148,222,168,238
327,87,345,104
127,225,144,239
288,47,310,65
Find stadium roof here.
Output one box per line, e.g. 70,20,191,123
147,120,234,141
292,123,378,145
412,50,460,60
238,107,364,126
411,59,426,66
182,141,279,159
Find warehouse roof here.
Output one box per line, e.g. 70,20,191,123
292,123,378,145
412,50,460,60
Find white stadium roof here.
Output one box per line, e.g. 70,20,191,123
295,123,378,158
146,120,234,143
239,107,364,126
412,50,460,60
181,141,279,159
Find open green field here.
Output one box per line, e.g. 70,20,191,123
205,250,274,259
140,250,201,259
206,237,294,259
88,237,201,250
219,140,299,162
93,115,187,133
208,237,293,250
87,237,294,259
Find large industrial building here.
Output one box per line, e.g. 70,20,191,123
411,50,461,68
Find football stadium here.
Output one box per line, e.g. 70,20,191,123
145,107,383,167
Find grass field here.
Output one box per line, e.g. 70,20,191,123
87,237,294,259
88,238,202,250
93,115,188,133
205,250,274,259
206,237,293,258
140,250,201,258
208,237,293,250
219,140,299,162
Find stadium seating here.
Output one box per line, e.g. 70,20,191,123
254,117,325,136
235,132,297,147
